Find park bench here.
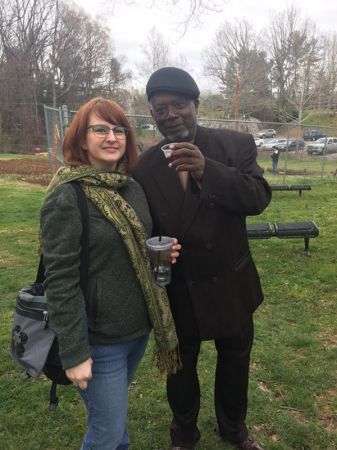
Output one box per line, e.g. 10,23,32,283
246,221,319,254
270,184,311,197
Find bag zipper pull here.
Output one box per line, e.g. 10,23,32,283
43,310,49,329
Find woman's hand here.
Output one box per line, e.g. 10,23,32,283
170,238,181,264
65,357,93,390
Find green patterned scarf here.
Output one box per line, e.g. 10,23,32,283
47,165,181,376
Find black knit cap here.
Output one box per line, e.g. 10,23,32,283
146,67,200,101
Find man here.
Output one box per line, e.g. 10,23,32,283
271,149,279,175
133,67,271,450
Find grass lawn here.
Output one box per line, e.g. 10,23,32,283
0,175,336,450
257,152,337,176
0,153,48,160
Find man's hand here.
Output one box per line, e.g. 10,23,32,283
65,357,93,390
167,142,205,182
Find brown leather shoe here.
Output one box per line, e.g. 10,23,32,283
236,436,264,450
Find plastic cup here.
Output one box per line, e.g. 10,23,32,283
161,143,178,158
145,236,173,286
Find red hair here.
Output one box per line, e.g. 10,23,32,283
63,97,138,173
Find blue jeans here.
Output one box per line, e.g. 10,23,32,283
79,334,149,450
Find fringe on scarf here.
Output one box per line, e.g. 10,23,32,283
155,346,182,377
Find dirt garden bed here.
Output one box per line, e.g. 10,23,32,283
0,158,52,186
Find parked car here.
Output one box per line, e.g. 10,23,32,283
288,139,305,150
257,128,277,138
263,138,287,150
303,130,326,141
306,137,337,155
272,139,289,151
254,137,264,147
273,139,306,151
140,123,155,130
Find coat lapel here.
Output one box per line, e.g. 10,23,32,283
150,153,185,215
149,127,211,239
179,178,201,238
179,127,211,238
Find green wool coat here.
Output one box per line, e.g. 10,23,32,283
40,179,152,369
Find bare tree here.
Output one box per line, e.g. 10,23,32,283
107,0,227,35
172,53,190,70
0,0,130,144
105,55,131,105
315,33,337,112
204,20,272,119
139,27,171,79
0,0,56,138
266,5,321,123
138,27,190,83
43,2,86,107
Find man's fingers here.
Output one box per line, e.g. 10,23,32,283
169,157,198,169
169,148,196,159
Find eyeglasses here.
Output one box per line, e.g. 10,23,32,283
87,124,128,138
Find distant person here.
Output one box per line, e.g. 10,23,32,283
133,67,271,450
40,97,181,450
271,149,280,175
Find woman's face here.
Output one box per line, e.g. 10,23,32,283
83,112,127,169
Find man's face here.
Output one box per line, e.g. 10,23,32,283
149,93,198,142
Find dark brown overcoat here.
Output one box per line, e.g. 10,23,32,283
134,126,272,340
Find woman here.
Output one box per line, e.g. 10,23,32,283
40,97,181,450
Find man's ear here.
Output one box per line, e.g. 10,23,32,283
194,100,199,112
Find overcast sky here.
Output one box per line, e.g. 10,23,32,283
73,0,337,90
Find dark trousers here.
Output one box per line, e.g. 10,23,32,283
167,317,254,447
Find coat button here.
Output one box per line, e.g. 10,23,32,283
212,276,218,282
206,243,213,250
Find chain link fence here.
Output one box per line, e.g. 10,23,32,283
43,105,337,181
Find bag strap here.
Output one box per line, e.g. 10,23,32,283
70,181,90,296
48,381,58,412
36,181,90,297
35,254,45,284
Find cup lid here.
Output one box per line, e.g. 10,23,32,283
145,236,172,250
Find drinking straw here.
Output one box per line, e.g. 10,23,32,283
155,236,161,282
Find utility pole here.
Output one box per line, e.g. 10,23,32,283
233,72,240,129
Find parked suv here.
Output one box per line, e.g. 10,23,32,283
258,128,276,138
307,137,337,155
303,130,326,141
